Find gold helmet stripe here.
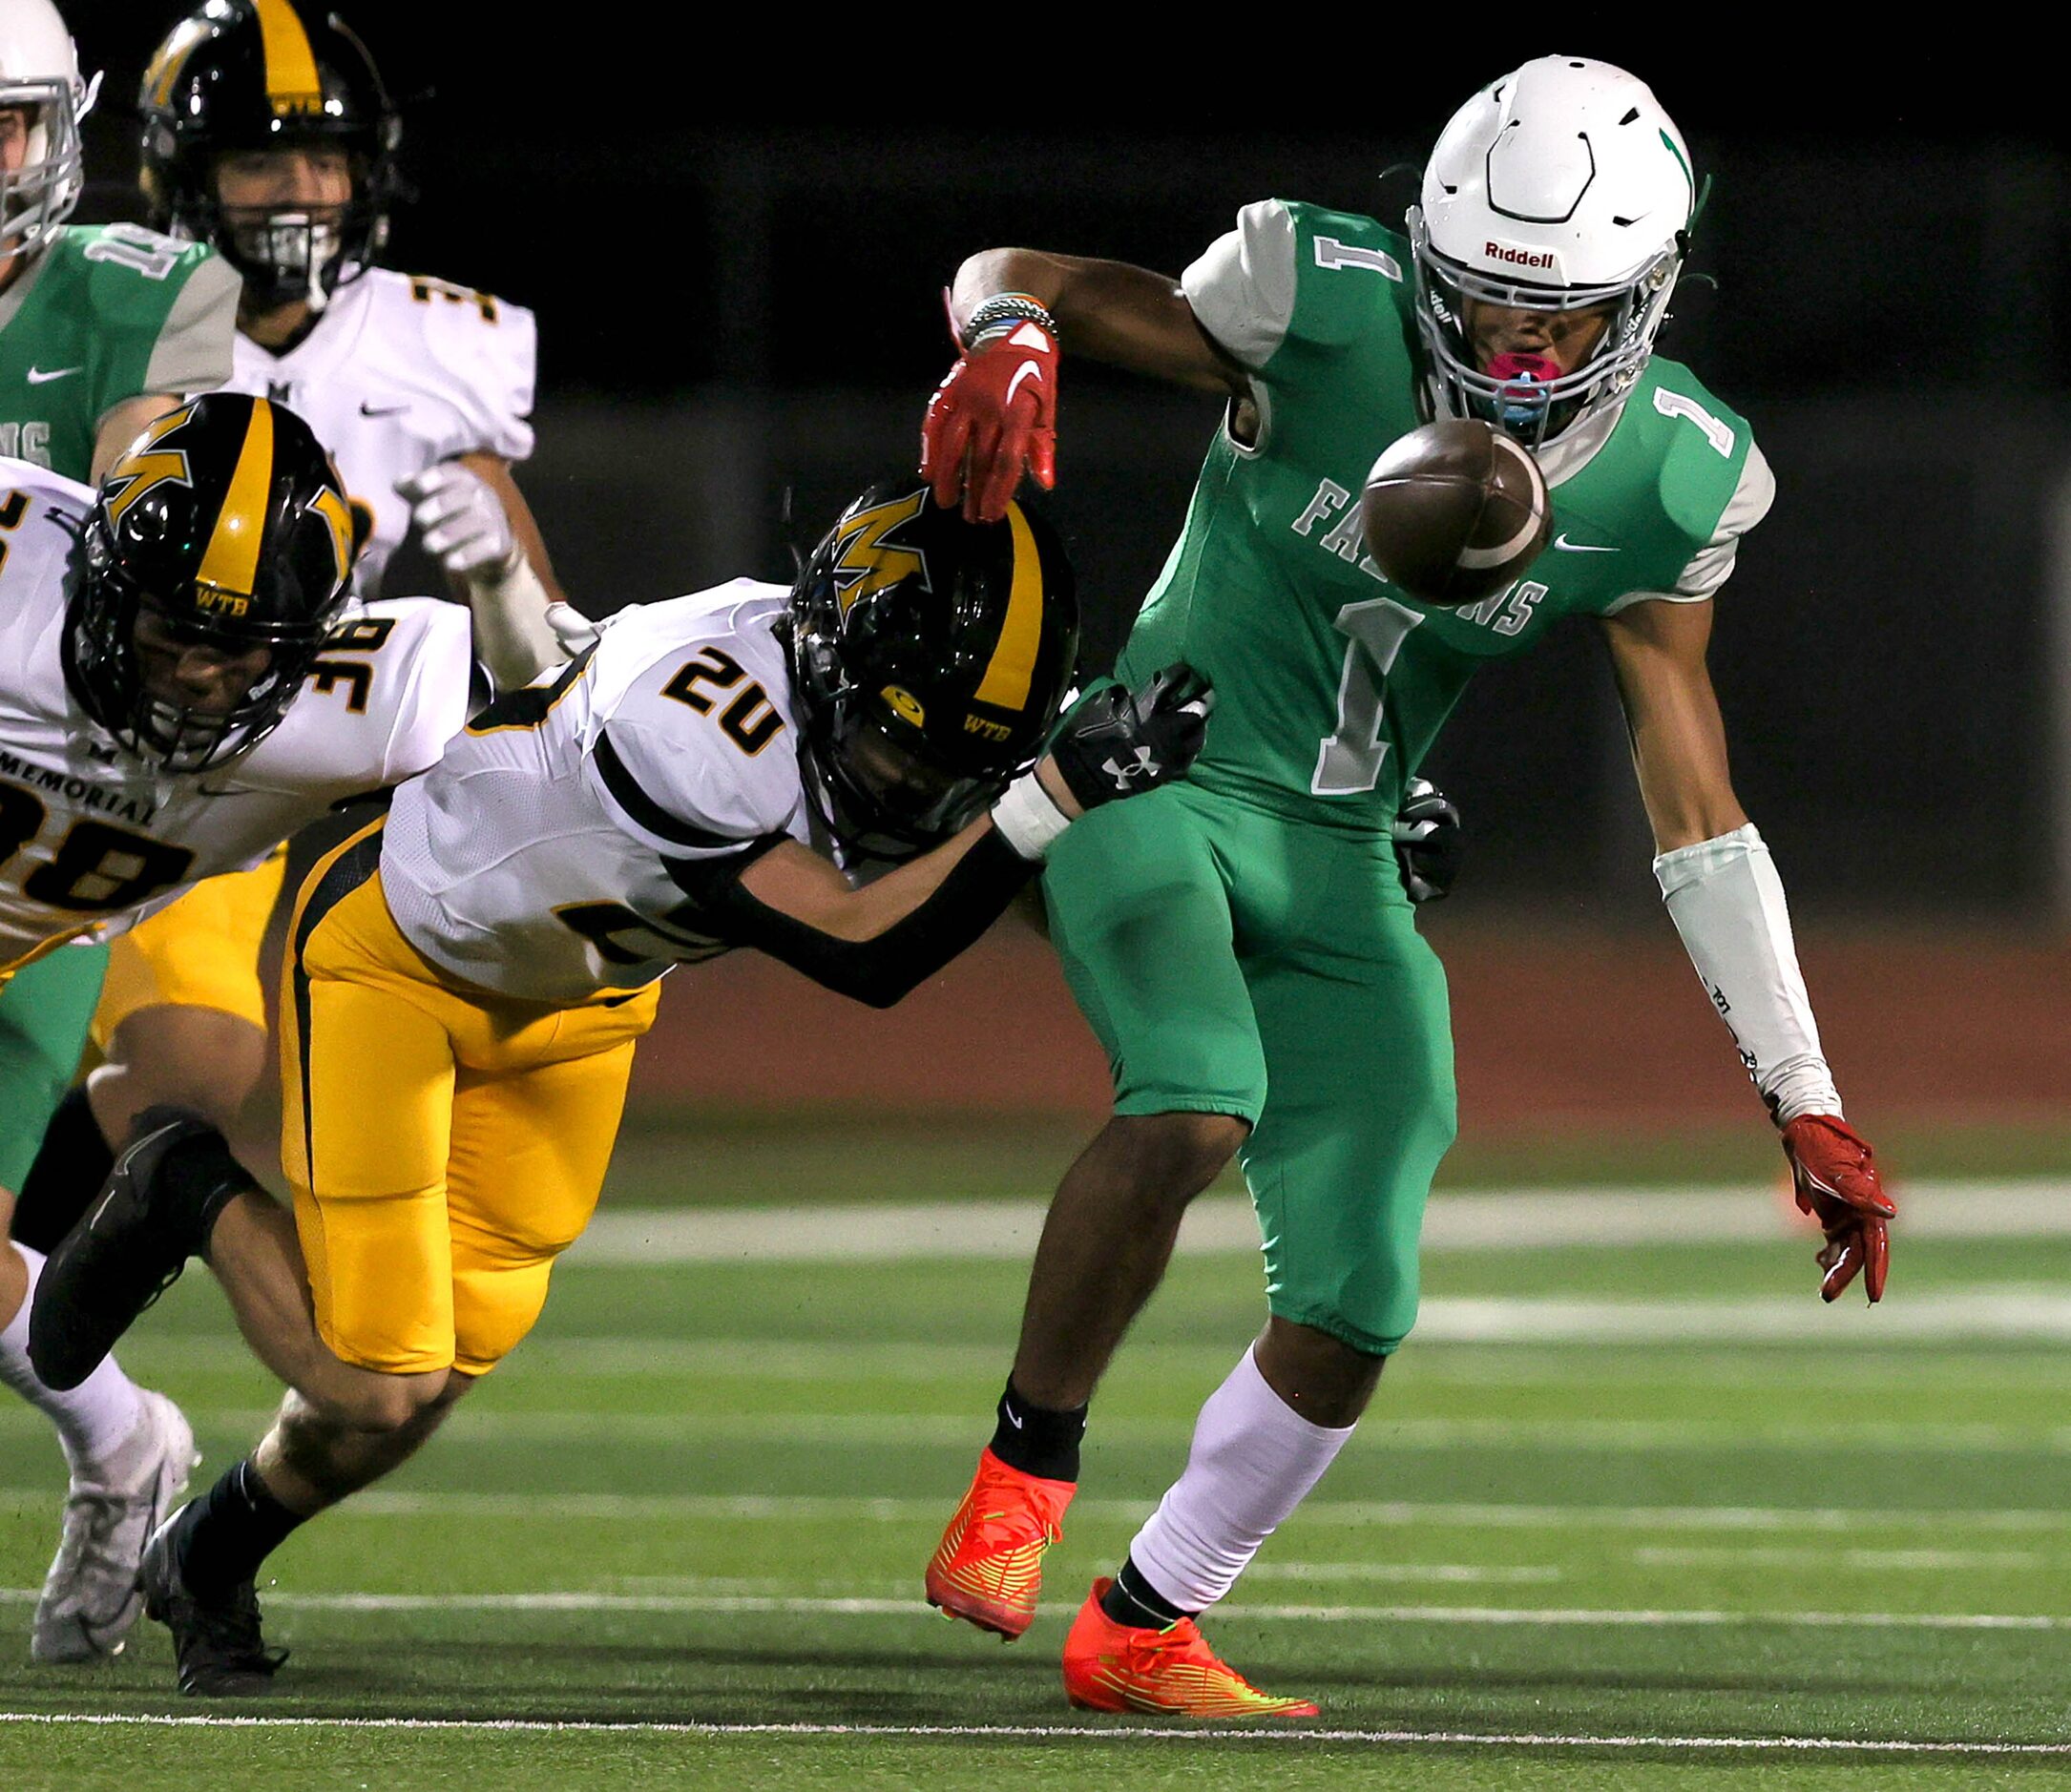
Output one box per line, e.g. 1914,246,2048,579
252,0,324,116
198,399,277,598
973,500,1045,714
142,17,216,111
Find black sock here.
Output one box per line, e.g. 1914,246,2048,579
176,1458,307,1597
988,1377,1087,1483
11,1088,115,1254
1100,1554,1193,1628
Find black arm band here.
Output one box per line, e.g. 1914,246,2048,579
665,829,1036,1009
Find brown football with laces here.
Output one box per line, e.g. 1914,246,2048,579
1358,419,1552,605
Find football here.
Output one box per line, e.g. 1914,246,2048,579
1358,419,1553,605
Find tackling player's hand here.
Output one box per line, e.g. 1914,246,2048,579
1043,665,1213,816
397,461,520,579
1781,1114,1894,1303
1393,777,1462,905
921,307,1059,525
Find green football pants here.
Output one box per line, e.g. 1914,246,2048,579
0,943,107,1195
1043,782,1455,1356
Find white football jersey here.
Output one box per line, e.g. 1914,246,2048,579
381,580,815,1004
225,268,536,598
0,462,472,971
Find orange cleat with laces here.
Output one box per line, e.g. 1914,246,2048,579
1060,1577,1319,1718
925,1447,1076,1639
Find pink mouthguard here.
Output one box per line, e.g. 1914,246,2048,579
1485,352,1562,386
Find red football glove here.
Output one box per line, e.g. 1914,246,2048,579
920,312,1059,524
1781,1114,1894,1304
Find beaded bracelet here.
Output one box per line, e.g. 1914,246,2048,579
962,291,1060,348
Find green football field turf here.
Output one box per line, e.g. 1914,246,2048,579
3,1153,2070,1787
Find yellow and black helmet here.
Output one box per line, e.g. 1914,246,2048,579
788,477,1079,858
67,393,356,771
138,0,401,310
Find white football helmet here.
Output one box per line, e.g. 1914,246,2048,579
0,0,96,261
1409,56,1696,445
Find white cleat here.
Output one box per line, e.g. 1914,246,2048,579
32,1389,199,1663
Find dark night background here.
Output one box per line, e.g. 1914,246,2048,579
64,10,2071,918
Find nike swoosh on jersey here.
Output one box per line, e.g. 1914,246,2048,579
26,365,80,384
1003,361,1044,407
1552,533,1620,552
360,401,410,418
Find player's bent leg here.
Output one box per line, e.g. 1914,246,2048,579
210,1189,450,1432
88,851,285,1143
931,790,1267,1640
18,856,286,1256
88,1006,268,1157
1068,824,1452,1715
1061,1340,1357,1718
142,1372,473,1698
929,1115,1251,1640
1013,1112,1249,1410
932,1115,1245,1635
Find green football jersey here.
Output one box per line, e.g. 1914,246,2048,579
0,222,239,481
1116,199,1768,829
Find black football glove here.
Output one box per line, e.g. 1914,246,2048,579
1048,665,1213,812
1393,777,1462,905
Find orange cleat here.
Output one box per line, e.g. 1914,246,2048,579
925,1447,1076,1639
1061,1577,1319,1718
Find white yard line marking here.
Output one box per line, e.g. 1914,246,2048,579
1408,1289,2071,1344
11,1402,2071,1451
9,1488,2071,1532
567,1180,2071,1265
0,1586,2061,1630
1,1712,2069,1755
1635,1546,2045,1572
101,1331,2071,1381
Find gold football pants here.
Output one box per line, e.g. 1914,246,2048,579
93,846,290,1046
281,820,659,1377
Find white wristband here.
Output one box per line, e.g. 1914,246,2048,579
1653,822,1843,1126
990,769,1074,863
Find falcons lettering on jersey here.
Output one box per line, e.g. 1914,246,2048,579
380,580,815,1006
0,462,471,971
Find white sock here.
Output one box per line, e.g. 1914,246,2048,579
0,1242,145,1475
1129,1344,1355,1614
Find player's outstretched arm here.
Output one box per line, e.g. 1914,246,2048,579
1603,598,1894,1302
950,252,1242,393
680,667,1213,1008
923,251,1245,523
396,452,568,691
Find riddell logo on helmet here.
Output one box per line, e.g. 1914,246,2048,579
1485,241,1557,271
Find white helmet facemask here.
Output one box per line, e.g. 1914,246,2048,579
1409,55,1698,447
0,0,95,262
